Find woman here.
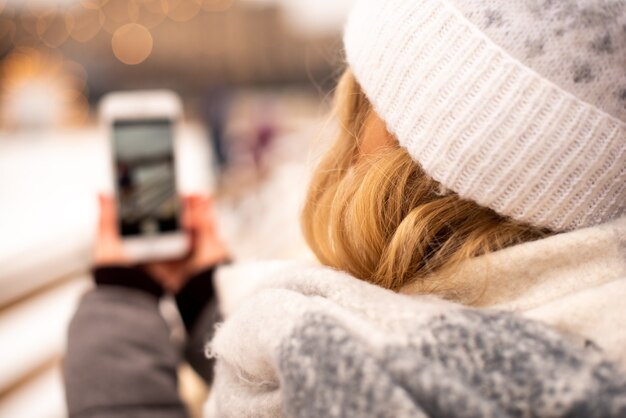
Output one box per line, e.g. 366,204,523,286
65,0,626,416
209,0,626,406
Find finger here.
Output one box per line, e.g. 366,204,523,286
98,194,118,239
145,262,186,293
182,195,196,231
197,196,217,232
187,200,201,248
182,196,194,230
188,195,207,231
187,197,209,254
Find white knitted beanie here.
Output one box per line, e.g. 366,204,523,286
344,0,626,231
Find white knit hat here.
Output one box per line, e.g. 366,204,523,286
344,0,626,231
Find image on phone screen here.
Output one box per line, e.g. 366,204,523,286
113,119,180,237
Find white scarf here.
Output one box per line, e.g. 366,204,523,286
400,216,626,367
208,218,626,417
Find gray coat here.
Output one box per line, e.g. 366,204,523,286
64,267,218,418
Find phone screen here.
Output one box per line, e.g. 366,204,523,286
113,119,180,237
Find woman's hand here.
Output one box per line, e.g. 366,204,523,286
94,194,130,266
147,195,229,293
94,194,229,294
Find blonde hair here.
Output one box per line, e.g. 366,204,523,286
302,70,550,298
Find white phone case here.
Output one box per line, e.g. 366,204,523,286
100,90,189,262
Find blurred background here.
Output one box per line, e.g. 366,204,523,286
0,0,353,416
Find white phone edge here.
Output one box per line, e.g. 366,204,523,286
99,90,189,262
123,234,189,264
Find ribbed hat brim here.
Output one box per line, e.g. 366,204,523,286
344,0,626,231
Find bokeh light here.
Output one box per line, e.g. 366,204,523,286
111,23,153,65
65,3,105,43
80,0,108,9
167,0,201,22
25,0,54,18
0,48,89,130
60,59,89,92
102,0,137,33
134,0,168,28
20,13,39,38
142,0,169,14
36,9,70,48
0,17,16,47
198,0,234,12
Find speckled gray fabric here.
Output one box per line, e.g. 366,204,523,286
279,310,626,418
450,0,626,121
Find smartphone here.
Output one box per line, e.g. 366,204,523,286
100,90,189,262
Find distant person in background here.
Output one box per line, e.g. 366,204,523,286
202,86,232,171
251,120,276,171
64,0,626,416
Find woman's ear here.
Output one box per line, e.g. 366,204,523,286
357,111,396,160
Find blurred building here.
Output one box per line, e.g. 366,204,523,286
0,0,348,100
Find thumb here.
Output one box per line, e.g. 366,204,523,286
98,194,119,240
